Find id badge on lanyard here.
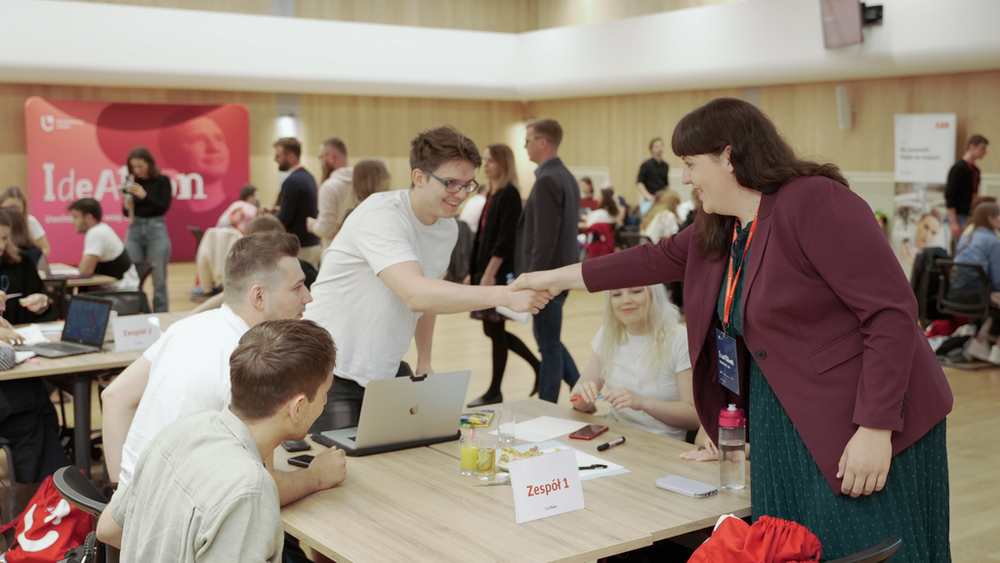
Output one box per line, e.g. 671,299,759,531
718,212,757,395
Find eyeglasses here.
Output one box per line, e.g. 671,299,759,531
422,169,479,194
524,135,544,146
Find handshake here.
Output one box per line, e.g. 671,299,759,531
495,270,577,315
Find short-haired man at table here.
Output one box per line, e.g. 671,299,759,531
102,232,346,505
67,197,139,290
97,319,336,562
304,125,549,431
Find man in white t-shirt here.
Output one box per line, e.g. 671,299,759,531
68,198,139,290
101,232,347,506
305,125,550,431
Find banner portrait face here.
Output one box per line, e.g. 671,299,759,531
25,98,250,263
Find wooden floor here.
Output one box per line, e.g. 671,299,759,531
5,261,999,562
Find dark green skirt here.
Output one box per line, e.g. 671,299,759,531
748,359,951,562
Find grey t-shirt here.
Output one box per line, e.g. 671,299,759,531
109,408,283,563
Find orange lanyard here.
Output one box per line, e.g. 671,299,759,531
722,210,758,331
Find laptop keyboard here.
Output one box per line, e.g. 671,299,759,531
43,342,93,352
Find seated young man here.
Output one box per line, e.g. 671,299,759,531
304,125,550,431
68,198,139,289
97,319,336,562
102,232,345,505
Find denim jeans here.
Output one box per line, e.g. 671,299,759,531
532,291,580,403
125,216,171,312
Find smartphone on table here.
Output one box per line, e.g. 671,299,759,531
282,439,311,452
288,454,315,468
655,475,718,498
569,424,609,440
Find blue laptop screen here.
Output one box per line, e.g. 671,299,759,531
63,298,111,344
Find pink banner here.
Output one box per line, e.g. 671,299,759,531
24,98,250,263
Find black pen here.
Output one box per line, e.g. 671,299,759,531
597,436,626,452
578,464,608,470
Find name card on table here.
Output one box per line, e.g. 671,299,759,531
508,449,584,524
112,314,161,351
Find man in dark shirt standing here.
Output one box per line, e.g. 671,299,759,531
274,138,321,267
516,118,581,403
636,137,670,203
945,134,989,239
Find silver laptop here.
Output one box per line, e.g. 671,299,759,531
18,295,114,358
318,370,471,456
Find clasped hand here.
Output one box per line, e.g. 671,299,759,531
504,286,551,315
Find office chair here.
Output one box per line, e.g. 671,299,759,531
187,225,204,248
52,466,119,563
826,537,901,563
910,246,949,327
133,263,154,289
935,259,994,369
83,290,152,316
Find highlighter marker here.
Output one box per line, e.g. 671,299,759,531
597,436,626,452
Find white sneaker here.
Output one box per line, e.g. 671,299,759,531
987,345,1000,365
966,338,992,361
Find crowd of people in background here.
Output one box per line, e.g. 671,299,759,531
0,101,975,563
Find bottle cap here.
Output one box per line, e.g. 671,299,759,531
719,403,745,428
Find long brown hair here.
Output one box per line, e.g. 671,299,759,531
486,143,518,191
352,160,390,203
598,188,618,217
126,146,161,178
970,202,1000,232
672,98,847,259
0,209,23,263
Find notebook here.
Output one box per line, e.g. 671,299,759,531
317,370,471,456
17,295,114,358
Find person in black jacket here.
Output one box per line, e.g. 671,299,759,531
467,144,541,407
274,138,321,268
123,146,173,312
515,118,581,403
945,134,989,240
0,210,68,483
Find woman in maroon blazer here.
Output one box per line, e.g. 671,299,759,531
513,98,952,562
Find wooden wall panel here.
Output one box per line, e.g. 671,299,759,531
298,94,524,194
296,0,538,33
530,87,741,203
536,0,739,29
60,0,734,31
3,69,998,218
61,0,270,14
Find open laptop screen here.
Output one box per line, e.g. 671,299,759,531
62,296,113,346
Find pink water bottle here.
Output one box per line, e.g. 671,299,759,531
718,404,746,490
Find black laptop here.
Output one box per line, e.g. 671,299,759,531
18,295,114,358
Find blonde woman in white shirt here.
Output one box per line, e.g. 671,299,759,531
570,284,699,440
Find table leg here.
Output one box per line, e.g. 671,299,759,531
73,376,91,477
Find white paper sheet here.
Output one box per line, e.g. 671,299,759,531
50,266,80,276
493,416,589,443
33,322,65,335
14,325,49,345
511,440,630,481
15,351,36,364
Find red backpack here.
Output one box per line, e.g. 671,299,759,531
0,476,93,563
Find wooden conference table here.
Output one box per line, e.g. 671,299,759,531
277,399,751,563
44,263,118,290
3,312,184,475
